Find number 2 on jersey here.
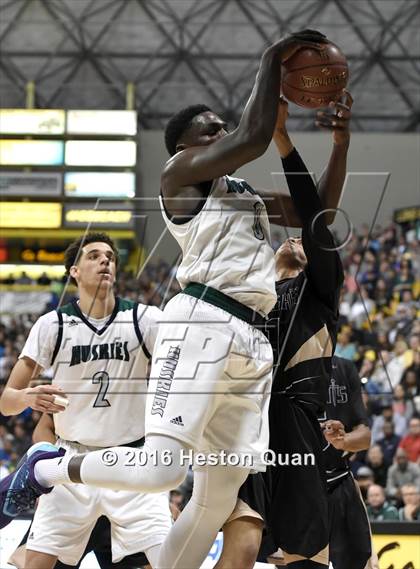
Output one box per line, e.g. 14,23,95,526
92,371,111,407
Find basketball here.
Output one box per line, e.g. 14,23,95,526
281,42,349,108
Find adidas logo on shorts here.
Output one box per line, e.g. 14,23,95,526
170,416,184,426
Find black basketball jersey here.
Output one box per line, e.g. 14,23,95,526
261,148,344,557
324,356,369,487
267,269,341,417
265,148,343,419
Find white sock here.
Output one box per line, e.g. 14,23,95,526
34,454,71,487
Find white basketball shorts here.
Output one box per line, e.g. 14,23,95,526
146,293,273,472
26,439,172,565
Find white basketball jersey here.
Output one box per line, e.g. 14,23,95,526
161,176,276,316
20,299,161,446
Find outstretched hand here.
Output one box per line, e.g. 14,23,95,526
315,90,353,146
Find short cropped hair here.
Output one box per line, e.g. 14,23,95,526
64,232,119,285
164,104,212,156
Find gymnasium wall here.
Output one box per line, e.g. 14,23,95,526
139,131,419,261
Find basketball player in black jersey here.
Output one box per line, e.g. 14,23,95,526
217,91,352,569
323,356,373,569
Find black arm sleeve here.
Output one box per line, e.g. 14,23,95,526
281,148,344,303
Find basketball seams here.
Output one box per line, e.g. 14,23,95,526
282,63,348,74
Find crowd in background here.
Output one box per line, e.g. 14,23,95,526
0,220,419,521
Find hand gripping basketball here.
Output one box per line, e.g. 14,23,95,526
281,37,349,109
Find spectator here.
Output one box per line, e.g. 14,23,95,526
386,448,420,502
11,422,32,457
366,484,399,521
355,465,375,502
37,272,51,286
393,384,415,423
169,490,183,521
401,368,420,399
399,417,420,464
15,271,33,285
361,354,383,395
373,279,390,312
372,405,407,443
348,286,375,328
393,261,415,298
387,340,409,388
370,350,393,392
404,333,420,367
335,327,357,361
398,483,420,521
365,445,388,487
0,456,9,480
2,274,15,285
377,421,401,466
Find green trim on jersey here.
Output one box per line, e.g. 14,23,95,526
59,298,134,316
183,282,266,328
59,303,79,317
118,298,136,312
56,298,150,353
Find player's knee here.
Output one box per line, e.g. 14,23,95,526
24,550,57,569
217,516,262,569
232,541,259,569
217,537,259,569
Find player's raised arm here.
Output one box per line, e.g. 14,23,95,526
279,137,344,298
316,89,353,223
260,91,352,227
161,32,327,199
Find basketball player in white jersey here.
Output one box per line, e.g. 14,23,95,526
0,232,172,569
1,30,330,569
8,413,153,569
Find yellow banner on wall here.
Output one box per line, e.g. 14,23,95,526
0,202,62,228
373,534,420,568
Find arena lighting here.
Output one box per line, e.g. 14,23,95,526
0,109,65,135
65,140,136,167
67,110,137,135
0,171,62,197
20,249,65,263
0,202,62,228
64,172,135,198
0,264,65,279
393,206,420,224
65,209,132,224
0,139,64,165
63,204,133,228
